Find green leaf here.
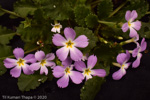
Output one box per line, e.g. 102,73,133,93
138,22,150,38
97,0,113,20
21,18,32,28
79,0,87,3
0,59,7,76
85,14,98,28
0,45,13,58
94,43,122,65
74,27,98,53
42,0,76,20
0,26,15,45
80,76,105,100
18,74,48,92
14,0,37,17
74,5,90,26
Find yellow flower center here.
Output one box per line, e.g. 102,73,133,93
128,21,131,27
66,40,74,48
121,64,125,69
65,67,71,74
17,58,25,67
40,59,46,66
84,68,91,75
54,25,60,29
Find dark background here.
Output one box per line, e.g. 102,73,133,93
0,0,150,100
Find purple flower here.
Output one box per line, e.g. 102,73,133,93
52,57,84,88
74,55,106,80
112,50,131,80
132,38,147,68
29,51,56,75
122,10,141,37
3,48,36,78
52,27,89,61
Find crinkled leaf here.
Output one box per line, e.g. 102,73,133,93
74,27,98,53
80,76,105,100
17,22,52,44
97,0,113,20
74,5,90,26
85,14,98,28
14,0,37,17
18,74,48,92
0,26,15,45
41,0,76,20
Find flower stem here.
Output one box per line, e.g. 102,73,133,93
0,46,40,60
108,0,128,18
112,62,121,68
119,38,134,46
146,11,150,15
0,7,24,18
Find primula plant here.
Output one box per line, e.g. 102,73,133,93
0,0,150,100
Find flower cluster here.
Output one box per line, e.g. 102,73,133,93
112,10,147,80
52,27,106,88
4,48,55,78
3,27,106,88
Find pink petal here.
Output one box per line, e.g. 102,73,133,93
74,61,86,71
35,50,45,61
69,71,84,84
74,35,89,48
130,10,138,22
125,10,131,21
70,47,83,61
3,58,17,68
62,57,72,67
132,21,141,31
92,69,106,77
53,66,65,78
87,55,97,69
52,34,66,46
56,47,69,61
124,62,131,70
40,66,48,75
24,54,36,63
45,53,55,60
45,61,56,67
122,23,129,32
112,68,126,80
117,53,127,65
64,27,76,40
132,47,139,57
132,53,142,68
22,64,33,75
57,75,69,88
10,66,21,78
129,27,138,38
29,62,41,71
140,38,147,52
13,48,24,59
